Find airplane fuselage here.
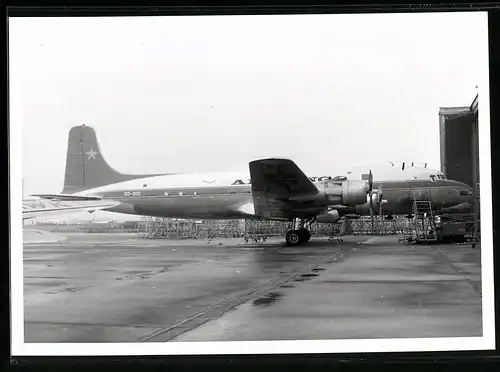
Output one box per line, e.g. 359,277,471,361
74,172,474,220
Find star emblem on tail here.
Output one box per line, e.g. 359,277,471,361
86,148,98,160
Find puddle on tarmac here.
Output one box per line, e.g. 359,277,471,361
64,287,81,293
252,292,284,307
301,273,319,278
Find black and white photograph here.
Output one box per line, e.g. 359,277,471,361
9,11,494,356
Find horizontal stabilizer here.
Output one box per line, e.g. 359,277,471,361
30,193,104,201
23,201,119,219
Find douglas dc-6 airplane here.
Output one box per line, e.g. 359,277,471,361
32,125,474,246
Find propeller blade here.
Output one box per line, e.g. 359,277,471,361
368,169,373,192
368,191,375,224
369,195,375,233
369,191,374,211
377,186,383,202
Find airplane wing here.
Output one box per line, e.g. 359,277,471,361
30,193,104,201
249,158,320,219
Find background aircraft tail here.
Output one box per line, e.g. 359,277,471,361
61,125,166,194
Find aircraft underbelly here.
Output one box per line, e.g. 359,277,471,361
109,194,252,219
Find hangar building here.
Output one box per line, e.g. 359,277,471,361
439,94,479,191
438,94,480,243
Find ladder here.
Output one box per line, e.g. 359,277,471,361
411,200,438,243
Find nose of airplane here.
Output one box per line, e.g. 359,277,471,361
437,180,474,213
447,180,474,199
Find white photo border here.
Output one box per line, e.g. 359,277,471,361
9,11,496,356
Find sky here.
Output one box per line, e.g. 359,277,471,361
10,12,488,221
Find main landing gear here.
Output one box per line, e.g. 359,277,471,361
285,218,314,246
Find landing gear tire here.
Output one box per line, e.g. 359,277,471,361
285,230,301,246
298,228,311,243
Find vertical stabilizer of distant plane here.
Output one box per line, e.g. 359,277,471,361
61,125,169,194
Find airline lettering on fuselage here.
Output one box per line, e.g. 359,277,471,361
315,176,332,182
231,179,251,185
231,176,333,185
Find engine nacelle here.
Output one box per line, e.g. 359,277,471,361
316,209,341,223
321,180,369,206
342,180,370,205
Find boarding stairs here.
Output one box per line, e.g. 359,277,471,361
406,200,439,243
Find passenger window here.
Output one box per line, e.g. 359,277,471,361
430,175,437,182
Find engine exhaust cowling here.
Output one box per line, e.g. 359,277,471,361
342,180,370,205
322,180,369,206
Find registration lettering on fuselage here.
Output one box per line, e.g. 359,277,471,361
124,191,141,197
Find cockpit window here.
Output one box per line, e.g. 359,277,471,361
460,190,473,196
430,174,446,182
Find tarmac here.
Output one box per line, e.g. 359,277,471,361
23,232,482,343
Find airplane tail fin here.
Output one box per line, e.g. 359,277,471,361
61,125,164,194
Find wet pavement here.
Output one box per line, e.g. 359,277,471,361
23,233,482,343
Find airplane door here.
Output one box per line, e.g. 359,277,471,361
409,183,430,204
